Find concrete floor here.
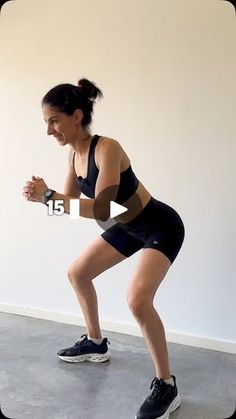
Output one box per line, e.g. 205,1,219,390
0,313,235,419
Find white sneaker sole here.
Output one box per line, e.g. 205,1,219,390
135,394,181,419
58,351,111,363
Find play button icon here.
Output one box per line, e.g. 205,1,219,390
68,185,144,231
110,201,128,218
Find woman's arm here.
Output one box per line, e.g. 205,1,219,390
23,180,110,220
52,139,123,219
23,140,123,221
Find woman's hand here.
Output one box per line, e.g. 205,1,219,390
23,176,48,203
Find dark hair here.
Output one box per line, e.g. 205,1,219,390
42,78,103,128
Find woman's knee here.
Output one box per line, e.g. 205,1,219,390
67,259,91,288
127,288,153,318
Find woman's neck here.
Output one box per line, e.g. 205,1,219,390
72,130,93,155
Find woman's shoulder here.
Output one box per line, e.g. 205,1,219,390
96,136,130,169
96,135,126,155
97,135,120,147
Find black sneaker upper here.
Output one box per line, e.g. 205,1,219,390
57,334,110,357
136,375,178,419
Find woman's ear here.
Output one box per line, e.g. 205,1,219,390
73,109,83,125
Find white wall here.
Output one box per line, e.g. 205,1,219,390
0,0,235,353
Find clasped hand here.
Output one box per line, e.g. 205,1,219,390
23,176,48,203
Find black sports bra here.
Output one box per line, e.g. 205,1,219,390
72,135,139,204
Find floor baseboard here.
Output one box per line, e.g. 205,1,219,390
0,302,235,354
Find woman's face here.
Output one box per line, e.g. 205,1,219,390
42,104,82,145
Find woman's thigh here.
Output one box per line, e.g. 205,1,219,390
68,235,128,281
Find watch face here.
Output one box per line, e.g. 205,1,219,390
46,190,52,198
44,190,55,204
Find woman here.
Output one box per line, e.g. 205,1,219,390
23,78,185,419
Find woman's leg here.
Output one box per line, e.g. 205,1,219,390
127,248,172,378
68,236,127,339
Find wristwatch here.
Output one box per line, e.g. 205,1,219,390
43,189,56,205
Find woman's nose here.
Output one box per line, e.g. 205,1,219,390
47,125,54,135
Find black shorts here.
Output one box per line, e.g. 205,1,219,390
101,197,185,264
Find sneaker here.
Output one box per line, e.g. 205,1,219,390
57,334,111,363
135,375,180,419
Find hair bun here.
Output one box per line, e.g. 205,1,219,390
77,78,103,101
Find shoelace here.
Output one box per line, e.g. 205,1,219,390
148,378,170,401
73,334,110,347
74,334,89,347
